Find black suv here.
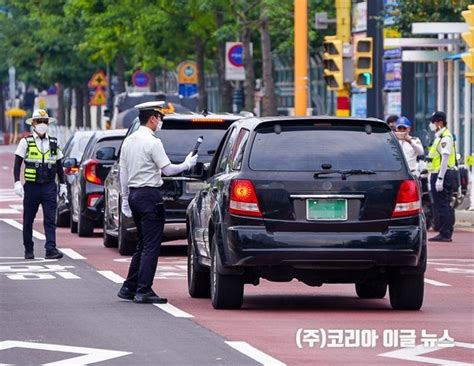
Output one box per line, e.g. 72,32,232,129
186,117,427,310
65,129,127,237
103,112,247,255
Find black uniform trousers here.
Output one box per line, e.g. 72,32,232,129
124,186,165,294
430,170,455,239
23,181,57,252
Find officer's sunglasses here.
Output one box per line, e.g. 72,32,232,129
34,118,49,124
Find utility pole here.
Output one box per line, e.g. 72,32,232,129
335,0,351,117
294,0,308,116
367,0,384,119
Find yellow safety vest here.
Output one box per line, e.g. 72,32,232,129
24,136,59,183
427,129,456,173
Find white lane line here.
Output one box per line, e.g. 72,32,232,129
97,270,125,284
61,248,86,260
0,208,21,214
225,341,286,366
154,303,194,318
9,204,23,210
424,278,451,287
56,272,80,279
0,218,46,240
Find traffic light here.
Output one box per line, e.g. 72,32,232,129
354,37,373,88
323,36,343,91
461,5,474,83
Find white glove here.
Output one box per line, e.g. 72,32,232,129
184,152,198,170
121,196,132,218
435,178,444,192
14,181,24,198
59,184,67,199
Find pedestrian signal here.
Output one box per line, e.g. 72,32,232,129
323,36,343,91
354,38,373,88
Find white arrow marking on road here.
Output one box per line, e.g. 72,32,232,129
0,340,131,365
0,218,45,240
97,270,125,283
379,342,474,366
225,341,286,366
61,248,86,260
424,278,451,286
154,303,194,318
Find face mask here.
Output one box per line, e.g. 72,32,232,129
395,131,407,140
429,123,437,132
34,123,48,135
156,120,163,131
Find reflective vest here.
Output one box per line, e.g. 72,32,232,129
24,136,59,183
427,129,456,173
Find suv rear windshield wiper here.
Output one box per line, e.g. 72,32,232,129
314,169,376,180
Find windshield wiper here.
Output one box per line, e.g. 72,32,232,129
313,169,376,180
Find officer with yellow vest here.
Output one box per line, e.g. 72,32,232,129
427,111,456,242
13,109,67,259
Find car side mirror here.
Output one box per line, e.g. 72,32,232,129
63,157,78,168
184,162,208,180
96,147,116,160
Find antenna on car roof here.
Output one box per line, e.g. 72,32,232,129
201,109,209,116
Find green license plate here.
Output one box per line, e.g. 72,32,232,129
306,199,347,221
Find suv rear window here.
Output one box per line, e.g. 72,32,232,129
249,124,402,171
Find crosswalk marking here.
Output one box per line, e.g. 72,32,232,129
0,218,46,240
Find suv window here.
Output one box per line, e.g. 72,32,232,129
229,129,250,171
249,125,402,171
216,128,238,174
93,138,122,161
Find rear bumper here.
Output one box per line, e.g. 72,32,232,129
223,226,424,269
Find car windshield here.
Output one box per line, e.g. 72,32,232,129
249,124,402,171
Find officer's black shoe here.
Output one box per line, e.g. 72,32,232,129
429,234,452,242
45,249,64,259
117,286,136,301
24,251,34,260
134,291,168,304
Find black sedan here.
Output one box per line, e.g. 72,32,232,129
186,117,427,310
56,130,95,227
65,129,127,237
103,112,246,255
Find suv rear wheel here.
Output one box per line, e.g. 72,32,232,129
355,279,387,299
78,202,95,237
103,199,117,248
187,230,210,298
389,272,424,310
210,236,243,309
70,214,78,234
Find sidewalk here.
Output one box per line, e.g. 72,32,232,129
456,209,474,227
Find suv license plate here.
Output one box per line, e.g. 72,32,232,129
306,199,347,221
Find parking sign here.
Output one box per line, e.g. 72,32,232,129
225,42,249,81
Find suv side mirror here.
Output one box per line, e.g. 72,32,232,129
96,147,116,160
63,157,78,168
184,162,208,180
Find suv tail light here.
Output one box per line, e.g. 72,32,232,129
64,166,79,175
84,159,102,184
229,179,262,217
392,180,420,218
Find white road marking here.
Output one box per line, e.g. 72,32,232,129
424,278,451,287
0,208,21,214
2,166,9,170
97,270,125,284
61,248,86,260
56,271,80,279
0,340,131,365
154,303,194,318
0,218,45,240
379,342,474,366
9,204,23,210
225,341,286,366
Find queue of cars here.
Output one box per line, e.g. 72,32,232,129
59,113,426,311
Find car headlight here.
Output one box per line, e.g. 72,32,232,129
185,181,205,194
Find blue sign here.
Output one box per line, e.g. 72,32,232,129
179,83,197,98
132,71,149,88
351,92,367,118
228,45,244,67
383,59,402,91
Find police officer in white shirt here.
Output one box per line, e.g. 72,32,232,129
394,116,424,175
117,102,198,303
13,109,67,259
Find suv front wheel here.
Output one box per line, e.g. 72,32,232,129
187,230,210,298
389,272,424,310
210,236,243,309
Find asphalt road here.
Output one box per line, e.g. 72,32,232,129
1,146,473,366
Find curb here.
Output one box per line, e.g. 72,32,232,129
455,209,474,227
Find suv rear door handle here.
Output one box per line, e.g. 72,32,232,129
211,187,219,193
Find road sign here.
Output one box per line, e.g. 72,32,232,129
177,61,198,84
225,42,249,81
178,83,197,98
90,88,106,106
88,70,107,88
132,71,150,88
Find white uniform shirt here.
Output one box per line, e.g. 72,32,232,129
14,131,63,160
434,127,453,156
120,126,171,188
398,136,424,173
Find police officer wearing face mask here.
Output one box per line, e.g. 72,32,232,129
13,109,67,259
427,111,456,242
117,102,198,304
